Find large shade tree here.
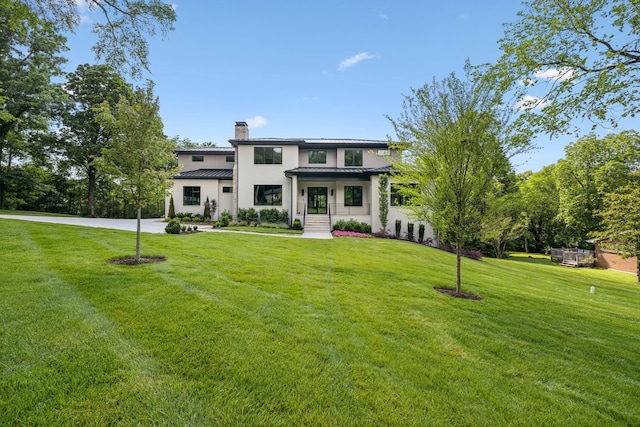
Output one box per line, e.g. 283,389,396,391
0,0,67,208
19,0,176,77
494,0,640,136
95,82,178,263
387,64,531,293
556,131,640,246
60,64,132,217
592,172,640,282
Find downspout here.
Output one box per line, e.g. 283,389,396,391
287,175,293,227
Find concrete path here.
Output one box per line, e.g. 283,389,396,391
0,215,333,239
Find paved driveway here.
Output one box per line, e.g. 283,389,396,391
0,215,170,233
0,215,333,238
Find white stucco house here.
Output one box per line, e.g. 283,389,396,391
167,121,434,238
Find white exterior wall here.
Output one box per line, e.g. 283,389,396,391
166,179,233,220
298,149,338,167
177,153,234,171
236,145,299,217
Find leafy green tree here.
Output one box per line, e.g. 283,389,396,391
378,174,389,231
480,181,526,259
95,81,178,263
592,172,640,282
387,65,531,293
20,0,176,77
555,131,640,246
60,64,132,217
518,165,563,252
0,0,67,208
494,0,640,136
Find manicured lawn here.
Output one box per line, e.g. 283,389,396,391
1,219,638,426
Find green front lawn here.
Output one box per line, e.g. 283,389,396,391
1,219,638,425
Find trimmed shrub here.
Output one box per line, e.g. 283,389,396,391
165,219,181,234
418,224,425,242
395,219,402,237
407,223,414,241
238,208,258,223
220,211,232,227
278,209,289,224
259,208,280,223
292,219,302,230
332,219,371,233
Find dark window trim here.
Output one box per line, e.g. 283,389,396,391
183,186,201,205
254,185,283,206
254,147,283,164
192,155,204,162
308,149,327,164
344,149,363,167
344,185,363,206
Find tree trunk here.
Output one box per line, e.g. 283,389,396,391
88,164,97,217
456,237,462,293
135,204,142,264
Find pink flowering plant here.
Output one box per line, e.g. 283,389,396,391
331,230,372,238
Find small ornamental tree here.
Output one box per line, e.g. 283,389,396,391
210,198,217,220
378,174,389,232
203,196,211,219
168,195,176,219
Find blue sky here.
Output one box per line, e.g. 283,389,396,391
62,1,606,173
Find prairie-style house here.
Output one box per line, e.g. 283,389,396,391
167,121,433,238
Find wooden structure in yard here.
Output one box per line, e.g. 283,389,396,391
550,248,595,267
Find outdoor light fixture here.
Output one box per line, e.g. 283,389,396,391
331,189,334,196
301,189,304,196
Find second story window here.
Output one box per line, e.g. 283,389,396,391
254,147,282,164
344,149,363,167
308,150,327,164
192,155,204,162
226,155,235,163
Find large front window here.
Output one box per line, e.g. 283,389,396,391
254,185,282,206
183,186,201,205
344,186,363,206
344,149,363,166
254,147,282,164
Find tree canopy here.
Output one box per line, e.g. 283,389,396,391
60,63,132,217
19,0,176,77
0,0,67,207
494,0,640,136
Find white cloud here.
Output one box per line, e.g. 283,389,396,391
514,95,550,111
338,52,375,71
246,116,268,128
534,68,575,82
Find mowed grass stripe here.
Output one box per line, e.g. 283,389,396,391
1,218,639,425
0,222,212,425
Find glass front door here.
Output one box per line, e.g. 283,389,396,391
307,187,327,214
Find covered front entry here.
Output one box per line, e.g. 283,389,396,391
307,187,327,214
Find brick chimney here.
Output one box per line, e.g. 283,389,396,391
235,121,249,139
